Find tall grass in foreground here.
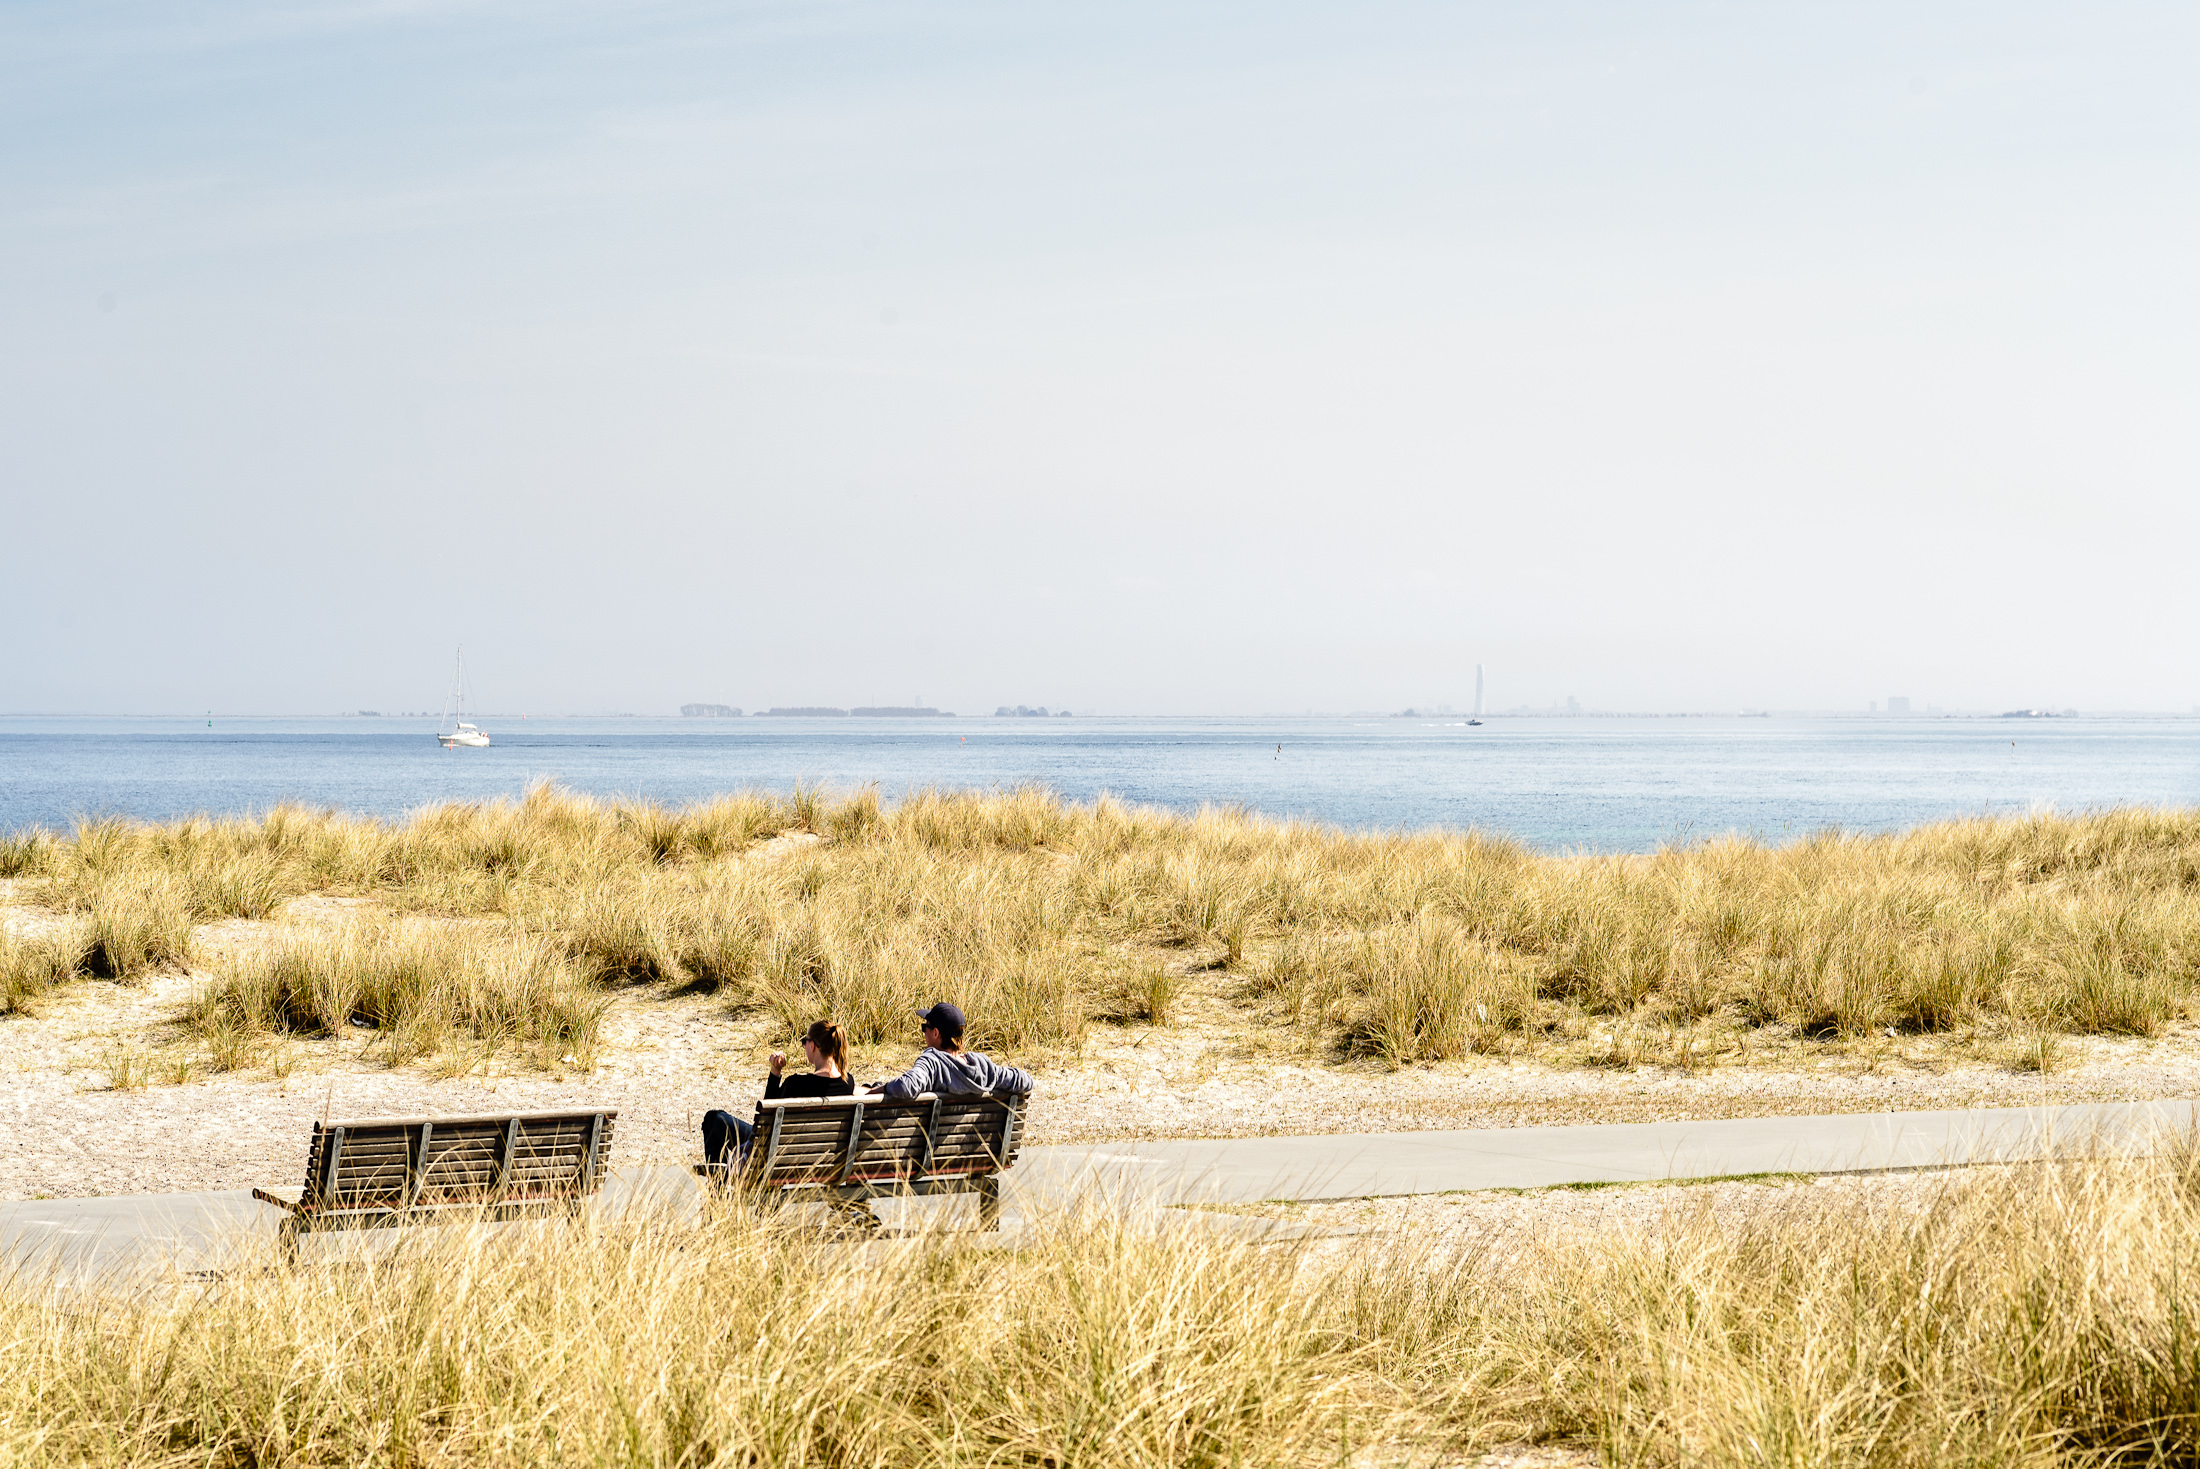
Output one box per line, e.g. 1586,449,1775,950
12,786,2200,1066
15,1156,2200,1465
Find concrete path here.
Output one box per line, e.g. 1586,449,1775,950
1012,1099,2200,1208
6,1100,2194,1279
0,1167,701,1283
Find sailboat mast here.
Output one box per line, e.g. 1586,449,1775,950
435,645,490,746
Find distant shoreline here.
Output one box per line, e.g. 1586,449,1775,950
8,711,2200,721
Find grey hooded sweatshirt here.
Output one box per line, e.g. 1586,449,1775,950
875,1047,1035,1101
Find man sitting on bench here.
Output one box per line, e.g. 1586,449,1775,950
863,1002,1035,1101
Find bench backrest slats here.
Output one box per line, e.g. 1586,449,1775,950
295,1110,616,1212
742,1093,1027,1191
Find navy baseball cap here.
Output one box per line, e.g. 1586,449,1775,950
917,1002,965,1039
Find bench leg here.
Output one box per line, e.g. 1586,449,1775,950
279,1216,301,1263
977,1176,1002,1232
826,1195,880,1237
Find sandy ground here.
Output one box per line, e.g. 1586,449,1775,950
8,958,2199,1199
10,888,2200,1200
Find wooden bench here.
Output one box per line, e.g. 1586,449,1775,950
254,1109,615,1253
697,1091,1027,1231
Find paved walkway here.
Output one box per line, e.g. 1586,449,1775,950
1013,1099,2200,1207
7,1100,2194,1278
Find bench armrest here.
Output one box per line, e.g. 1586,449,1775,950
252,1186,305,1215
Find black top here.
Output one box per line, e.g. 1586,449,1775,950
764,1071,856,1100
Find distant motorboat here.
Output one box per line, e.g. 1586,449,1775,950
436,648,490,748
1466,719,1483,726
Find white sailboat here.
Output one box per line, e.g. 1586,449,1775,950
436,647,491,748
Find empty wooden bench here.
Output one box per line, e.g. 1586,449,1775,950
254,1109,615,1253
697,1092,1027,1230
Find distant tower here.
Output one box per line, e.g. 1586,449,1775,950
1473,665,1484,718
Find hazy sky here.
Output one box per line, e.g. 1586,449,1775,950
4,1,2194,715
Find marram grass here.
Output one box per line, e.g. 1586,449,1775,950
5,785,2200,1068
185,918,606,1069
14,1155,2200,1465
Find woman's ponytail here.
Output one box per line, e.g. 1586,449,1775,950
807,1020,851,1080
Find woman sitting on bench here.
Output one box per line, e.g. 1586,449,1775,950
702,1020,856,1169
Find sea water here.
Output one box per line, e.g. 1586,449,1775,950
2,715,2195,854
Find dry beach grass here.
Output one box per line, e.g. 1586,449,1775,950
8,788,2200,1198
11,791,2200,1463
5,784,2200,1066
12,1151,2200,1464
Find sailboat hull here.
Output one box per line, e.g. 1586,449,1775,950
437,647,489,745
